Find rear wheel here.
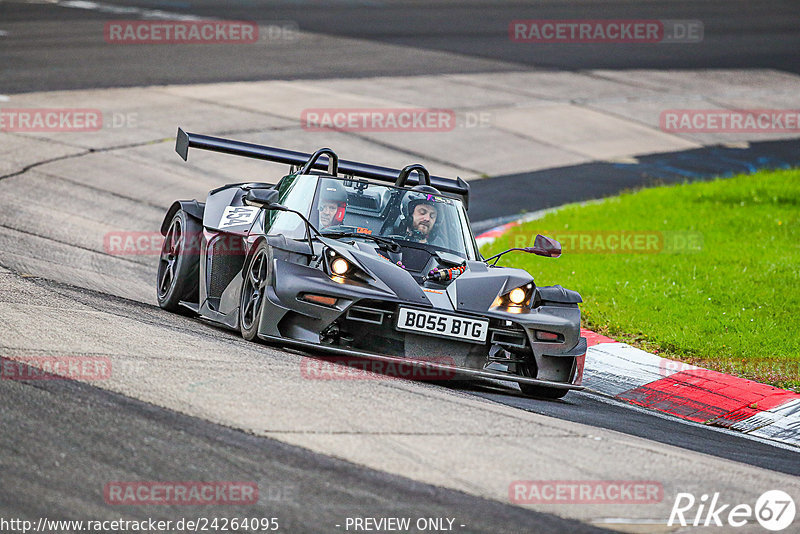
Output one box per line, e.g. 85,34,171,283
156,210,200,314
239,242,271,341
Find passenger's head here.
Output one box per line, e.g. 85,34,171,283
318,182,347,228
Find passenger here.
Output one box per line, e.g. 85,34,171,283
318,182,348,229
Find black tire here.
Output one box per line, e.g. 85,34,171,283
518,362,570,399
156,210,201,314
519,383,570,399
239,241,271,341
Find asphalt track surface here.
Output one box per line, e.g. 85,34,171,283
2,1,800,532
0,353,606,534
2,0,800,93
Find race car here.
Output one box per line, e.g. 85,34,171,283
157,128,587,398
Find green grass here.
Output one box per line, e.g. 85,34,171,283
482,168,800,390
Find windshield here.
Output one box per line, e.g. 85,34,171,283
313,176,477,260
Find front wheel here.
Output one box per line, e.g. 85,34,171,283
239,242,271,341
518,362,570,399
156,210,200,314
519,383,570,399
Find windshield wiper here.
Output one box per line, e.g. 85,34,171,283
322,231,401,253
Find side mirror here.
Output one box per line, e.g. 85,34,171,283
529,234,561,258
484,234,561,265
244,188,285,209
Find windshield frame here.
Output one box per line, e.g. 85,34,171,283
311,175,478,261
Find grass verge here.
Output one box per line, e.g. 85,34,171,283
481,168,800,390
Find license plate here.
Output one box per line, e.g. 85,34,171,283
396,308,488,343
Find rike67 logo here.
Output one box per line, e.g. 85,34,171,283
669,490,795,531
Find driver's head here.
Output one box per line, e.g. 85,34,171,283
318,200,341,228
404,185,442,239
318,182,347,228
410,200,438,236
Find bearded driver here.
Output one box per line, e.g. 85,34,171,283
400,186,441,244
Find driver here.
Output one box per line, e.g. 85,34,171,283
318,181,348,229
398,186,441,244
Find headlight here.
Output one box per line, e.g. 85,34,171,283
508,287,527,305
493,283,534,309
331,257,349,275
323,248,370,283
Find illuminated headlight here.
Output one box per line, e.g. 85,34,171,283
493,283,534,309
508,287,527,305
331,257,349,275
324,248,370,283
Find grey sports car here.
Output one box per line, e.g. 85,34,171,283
157,128,587,398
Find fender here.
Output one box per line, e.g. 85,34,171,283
160,200,205,235
242,235,269,278
536,285,582,305
241,235,315,279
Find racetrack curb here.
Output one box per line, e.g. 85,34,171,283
581,331,800,447
476,228,800,448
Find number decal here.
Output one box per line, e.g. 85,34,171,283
219,206,260,228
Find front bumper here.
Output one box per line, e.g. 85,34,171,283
258,333,585,391
259,259,585,388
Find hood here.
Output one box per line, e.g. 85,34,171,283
320,237,432,307
320,238,534,312
448,262,534,313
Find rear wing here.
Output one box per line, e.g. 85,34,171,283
175,127,470,208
